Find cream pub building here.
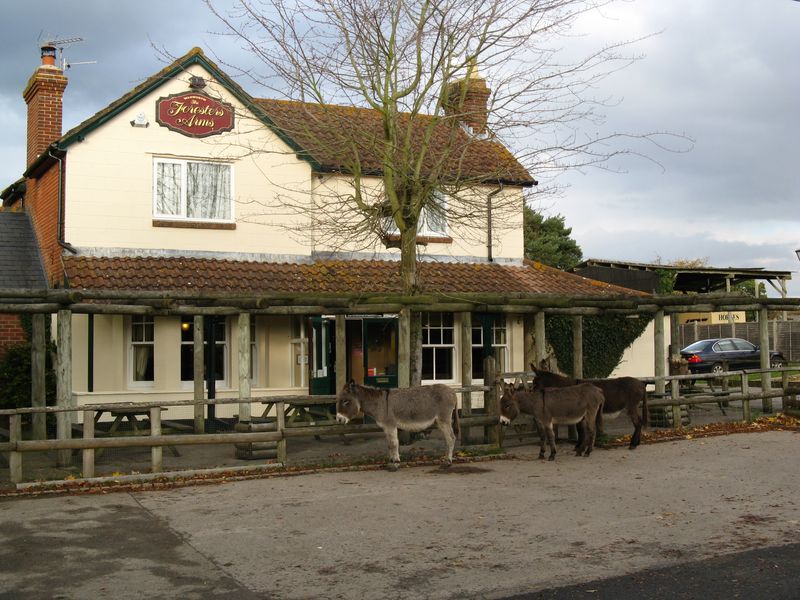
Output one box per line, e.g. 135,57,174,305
2,44,640,419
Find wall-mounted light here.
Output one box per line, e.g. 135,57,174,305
181,322,191,332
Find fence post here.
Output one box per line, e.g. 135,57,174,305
484,355,499,445
31,313,47,441
9,414,22,484
670,375,682,428
193,315,205,433
741,375,751,423
534,311,546,367
150,406,162,473
572,315,583,379
82,409,95,478
238,312,252,424
276,400,287,464
759,307,773,413
56,309,73,467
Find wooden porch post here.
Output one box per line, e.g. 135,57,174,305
335,315,347,393
56,309,73,467
460,312,472,444
759,307,773,413
523,314,535,371
398,308,411,389
669,313,682,427
654,311,666,427
572,315,583,379
193,315,205,433
238,312,252,424
31,313,47,440
534,311,546,368
82,409,95,479
484,355,499,445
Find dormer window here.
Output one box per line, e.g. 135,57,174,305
153,158,233,222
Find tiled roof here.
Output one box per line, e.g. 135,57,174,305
0,211,47,288
33,48,533,187
255,99,535,186
63,256,645,297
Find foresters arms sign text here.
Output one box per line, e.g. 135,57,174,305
156,93,235,138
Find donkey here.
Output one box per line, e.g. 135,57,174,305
530,364,648,449
499,382,604,461
336,381,460,471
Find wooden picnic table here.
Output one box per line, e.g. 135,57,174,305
95,407,181,457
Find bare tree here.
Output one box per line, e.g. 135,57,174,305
205,0,685,289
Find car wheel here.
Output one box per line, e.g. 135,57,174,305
711,363,725,378
771,359,784,369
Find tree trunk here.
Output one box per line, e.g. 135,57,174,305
399,225,423,385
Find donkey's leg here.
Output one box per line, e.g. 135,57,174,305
628,405,643,449
583,417,596,456
534,419,547,460
545,424,557,461
436,418,456,467
575,419,589,456
384,427,401,471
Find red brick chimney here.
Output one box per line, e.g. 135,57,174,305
23,44,68,167
445,60,491,135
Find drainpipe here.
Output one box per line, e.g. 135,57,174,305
48,148,78,255
486,184,503,262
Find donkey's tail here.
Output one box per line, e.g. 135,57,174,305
452,406,461,439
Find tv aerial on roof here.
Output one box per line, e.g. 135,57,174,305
40,36,97,70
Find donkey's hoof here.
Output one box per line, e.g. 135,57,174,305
386,462,400,472
548,455,556,462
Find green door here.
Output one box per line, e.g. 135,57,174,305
362,317,398,388
309,317,335,395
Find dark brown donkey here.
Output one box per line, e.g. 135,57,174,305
499,382,604,461
531,364,648,449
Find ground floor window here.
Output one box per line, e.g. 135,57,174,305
422,312,454,381
180,316,227,384
130,315,155,383
471,315,508,380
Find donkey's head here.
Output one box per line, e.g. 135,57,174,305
336,380,364,424
499,382,520,425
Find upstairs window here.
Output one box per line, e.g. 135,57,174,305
154,158,233,222
384,191,448,239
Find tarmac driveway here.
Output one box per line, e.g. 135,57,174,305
1,430,799,599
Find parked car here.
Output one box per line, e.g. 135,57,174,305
680,337,786,374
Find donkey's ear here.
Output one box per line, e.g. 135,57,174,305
348,379,356,390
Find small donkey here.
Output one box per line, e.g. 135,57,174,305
499,382,604,461
336,381,460,471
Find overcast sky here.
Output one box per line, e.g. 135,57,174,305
2,0,798,295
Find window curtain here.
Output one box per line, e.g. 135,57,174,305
156,162,182,216
134,345,153,381
187,162,231,220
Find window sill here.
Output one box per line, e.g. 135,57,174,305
153,219,236,230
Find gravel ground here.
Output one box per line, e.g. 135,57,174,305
1,430,798,599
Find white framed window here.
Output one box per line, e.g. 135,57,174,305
129,315,155,385
471,315,509,380
422,312,455,382
180,316,228,386
384,191,448,238
154,158,233,222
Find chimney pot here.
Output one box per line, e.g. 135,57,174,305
41,44,57,67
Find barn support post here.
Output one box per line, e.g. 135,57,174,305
150,406,162,473
56,308,73,467
572,315,583,379
759,307,773,413
654,310,666,411
398,308,411,389
669,313,682,428
460,311,473,444
31,313,47,440
238,312,252,424
193,315,205,434
335,315,346,393
82,409,95,479
9,414,22,484
534,311,546,368
484,355,499,445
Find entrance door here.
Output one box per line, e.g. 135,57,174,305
363,318,398,388
309,317,335,395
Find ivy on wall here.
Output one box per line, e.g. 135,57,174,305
546,314,653,378
0,314,56,411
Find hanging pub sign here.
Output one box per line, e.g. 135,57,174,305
156,92,235,138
